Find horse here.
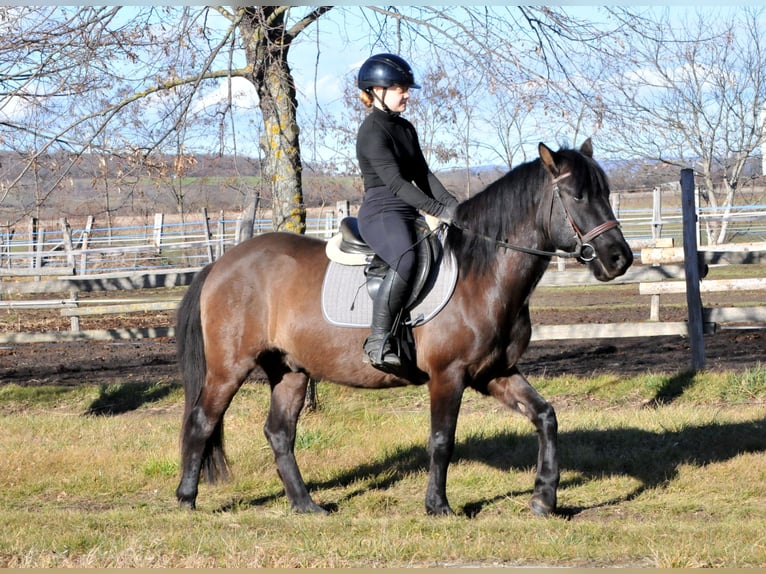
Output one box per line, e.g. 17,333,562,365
174,139,633,516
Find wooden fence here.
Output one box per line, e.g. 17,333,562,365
2,183,765,369
2,242,764,364
0,203,354,277
2,196,766,277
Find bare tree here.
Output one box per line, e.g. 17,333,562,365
0,6,332,232
577,7,766,243
0,5,629,231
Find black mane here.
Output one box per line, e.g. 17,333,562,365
445,146,610,277
445,158,548,277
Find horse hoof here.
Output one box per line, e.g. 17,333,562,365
529,496,555,517
426,504,454,516
178,498,196,511
293,501,329,515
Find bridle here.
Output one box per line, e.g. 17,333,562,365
449,172,621,263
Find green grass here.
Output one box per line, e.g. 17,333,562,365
0,371,764,567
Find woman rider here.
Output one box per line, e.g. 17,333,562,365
356,53,459,374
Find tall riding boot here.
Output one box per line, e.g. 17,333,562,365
363,268,411,373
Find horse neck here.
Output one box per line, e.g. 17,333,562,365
498,239,552,296
460,227,552,323
449,159,556,302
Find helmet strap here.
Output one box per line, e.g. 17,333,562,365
370,87,399,116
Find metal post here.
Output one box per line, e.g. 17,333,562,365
651,186,663,240
201,208,214,264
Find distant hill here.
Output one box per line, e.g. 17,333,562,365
1,150,762,222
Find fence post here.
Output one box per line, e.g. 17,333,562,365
59,218,76,271
216,210,225,259
680,168,705,370
201,208,214,264
68,288,80,332
79,215,93,275
1,222,11,268
153,213,164,254
651,186,663,240
323,211,335,238
336,200,350,220
238,197,260,243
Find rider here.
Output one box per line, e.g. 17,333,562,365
355,53,459,374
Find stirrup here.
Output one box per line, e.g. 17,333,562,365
363,334,402,371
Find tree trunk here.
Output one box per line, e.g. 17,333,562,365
241,8,306,234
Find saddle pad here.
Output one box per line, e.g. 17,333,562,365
321,251,458,328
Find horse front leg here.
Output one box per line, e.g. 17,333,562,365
487,370,559,516
263,371,326,514
425,375,465,515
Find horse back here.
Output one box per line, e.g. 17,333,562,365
198,232,362,377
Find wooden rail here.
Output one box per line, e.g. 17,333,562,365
639,277,766,295
59,300,179,317
1,248,764,359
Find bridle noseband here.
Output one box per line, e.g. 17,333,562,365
449,171,621,263
548,172,621,262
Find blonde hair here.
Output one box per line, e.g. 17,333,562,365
359,90,374,109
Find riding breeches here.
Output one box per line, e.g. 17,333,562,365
357,185,419,284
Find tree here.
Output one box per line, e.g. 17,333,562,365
236,6,332,233
0,5,332,232
574,7,766,244
0,5,628,229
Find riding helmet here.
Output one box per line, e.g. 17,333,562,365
357,53,421,91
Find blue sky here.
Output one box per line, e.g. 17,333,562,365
2,5,760,169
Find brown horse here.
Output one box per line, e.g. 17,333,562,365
175,139,633,516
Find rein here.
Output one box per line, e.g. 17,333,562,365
449,172,620,263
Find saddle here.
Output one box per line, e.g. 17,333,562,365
324,217,449,383
325,216,443,311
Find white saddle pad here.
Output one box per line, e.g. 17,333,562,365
321,251,458,328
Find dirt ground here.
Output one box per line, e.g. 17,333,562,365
2,291,764,387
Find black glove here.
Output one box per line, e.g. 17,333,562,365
437,203,457,226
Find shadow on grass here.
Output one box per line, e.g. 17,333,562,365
648,369,698,405
217,416,766,518
84,381,179,415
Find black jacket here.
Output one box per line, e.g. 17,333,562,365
356,107,457,217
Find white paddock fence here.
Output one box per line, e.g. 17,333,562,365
2,190,766,369
2,195,766,277
2,241,765,368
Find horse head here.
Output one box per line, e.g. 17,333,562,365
538,139,633,281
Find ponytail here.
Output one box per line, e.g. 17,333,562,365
359,90,374,108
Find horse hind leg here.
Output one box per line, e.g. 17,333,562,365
176,373,246,510
487,371,559,516
263,369,326,514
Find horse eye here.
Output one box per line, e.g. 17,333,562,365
571,190,584,202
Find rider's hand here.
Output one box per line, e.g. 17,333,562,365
438,203,456,226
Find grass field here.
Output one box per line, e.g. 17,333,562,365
0,367,764,568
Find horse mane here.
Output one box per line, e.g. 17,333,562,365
445,145,609,278
445,157,547,277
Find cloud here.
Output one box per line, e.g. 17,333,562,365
0,94,32,122
191,76,259,114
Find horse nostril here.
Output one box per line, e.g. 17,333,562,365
612,246,633,270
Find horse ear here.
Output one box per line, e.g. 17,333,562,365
580,138,593,158
538,142,561,177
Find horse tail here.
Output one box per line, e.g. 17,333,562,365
176,263,230,484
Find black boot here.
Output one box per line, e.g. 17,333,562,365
363,268,411,373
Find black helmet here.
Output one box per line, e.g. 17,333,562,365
357,53,421,91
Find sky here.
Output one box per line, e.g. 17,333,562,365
187,5,757,166
2,4,762,170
